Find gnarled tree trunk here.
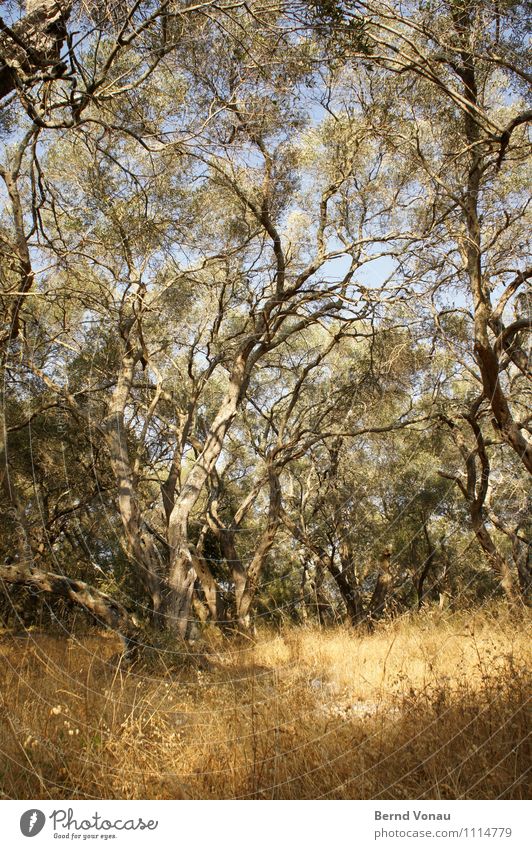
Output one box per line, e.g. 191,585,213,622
0,1,72,102
165,351,252,635
471,508,520,604
0,560,140,653
234,466,281,629
102,349,165,625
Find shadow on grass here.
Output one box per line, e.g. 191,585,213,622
0,627,529,799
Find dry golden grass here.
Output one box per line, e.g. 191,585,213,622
0,604,530,799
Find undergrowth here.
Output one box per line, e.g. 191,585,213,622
0,604,529,799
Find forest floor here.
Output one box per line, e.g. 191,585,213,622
0,604,530,799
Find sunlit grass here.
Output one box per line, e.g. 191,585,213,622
0,604,529,799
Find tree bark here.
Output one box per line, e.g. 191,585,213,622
368,549,392,621
515,543,531,602
439,408,521,604
326,557,365,626
417,522,437,609
165,350,253,635
298,559,310,622
234,466,281,628
337,536,365,625
191,523,226,622
0,1,72,102
0,561,140,652
101,351,164,625
451,10,532,475
312,558,330,626
471,509,520,604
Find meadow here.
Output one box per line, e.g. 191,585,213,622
0,605,529,800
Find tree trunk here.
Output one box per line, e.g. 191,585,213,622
452,12,532,475
337,537,365,625
487,511,530,604
191,528,225,623
216,526,247,623
0,1,72,102
234,466,281,628
299,559,310,622
441,404,523,605
368,549,392,622
326,557,365,626
164,527,196,639
166,352,252,635
418,522,437,609
513,538,531,603
102,352,164,625
312,558,330,626
471,510,520,604
0,561,140,653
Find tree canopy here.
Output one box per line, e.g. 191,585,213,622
1,0,530,644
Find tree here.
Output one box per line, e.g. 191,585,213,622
1,1,529,645
307,0,531,472
438,396,524,603
3,9,416,636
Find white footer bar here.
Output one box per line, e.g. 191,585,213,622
2,799,529,849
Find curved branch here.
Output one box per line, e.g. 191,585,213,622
0,561,141,651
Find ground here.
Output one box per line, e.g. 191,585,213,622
0,604,529,799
